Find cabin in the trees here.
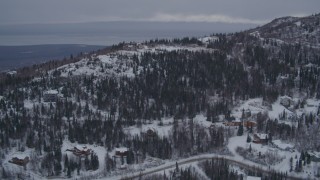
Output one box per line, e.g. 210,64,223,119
6,71,17,77
280,96,293,108
66,146,92,157
223,119,242,126
142,128,157,139
8,156,29,166
113,147,129,169
43,90,58,102
308,151,320,162
243,121,256,128
246,176,261,180
243,109,252,119
146,128,156,136
253,133,268,144
123,43,138,51
225,116,236,122
223,119,256,128
115,147,128,157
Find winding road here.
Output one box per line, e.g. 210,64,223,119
119,154,302,180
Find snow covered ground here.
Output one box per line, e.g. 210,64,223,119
231,98,269,119
60,140,108,178
123,117,173,137
51,43,214,79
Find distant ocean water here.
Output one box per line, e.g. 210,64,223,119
0,22,257,71
0,32,204,46
0,44,104,72
0,21,256,46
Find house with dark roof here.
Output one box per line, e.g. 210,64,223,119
253,133,268,144
43,90,58,102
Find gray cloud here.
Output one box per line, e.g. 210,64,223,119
0,0,319,25
92,13,268,25
145,13,268,24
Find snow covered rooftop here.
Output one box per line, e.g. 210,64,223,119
44,90,59,94
198,36,219,44
247,176,261,180
7,71,17,75
76,145,88,150
308,151,320,159
234,118,241,122
115,147,128,153
249,31,261,38
255,133,268,140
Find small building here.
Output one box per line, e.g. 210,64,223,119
6,71,17,76
280,96,293,108
247,176,261,180
308,151,320,162
115,147,128,157
43,90,58,102
209,124,216,129
123,43,138,51
66,146,92,157
113,147,129,169
224,120,256,128
225,116,236,122
244,109,252,118
9,156,29,166
253,133,268,144
142,128,157,138
243,121,256,128
223,119,242,126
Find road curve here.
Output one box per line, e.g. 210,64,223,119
119,155,302,180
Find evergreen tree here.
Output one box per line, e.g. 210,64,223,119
246,134,251,142
91,153,99,170
237,124,244,136
64,154,69,172
2,167,8,179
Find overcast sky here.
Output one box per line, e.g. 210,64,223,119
1,0,320,25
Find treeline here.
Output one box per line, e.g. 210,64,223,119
140,158,287,180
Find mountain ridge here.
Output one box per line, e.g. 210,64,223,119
247,13,320,47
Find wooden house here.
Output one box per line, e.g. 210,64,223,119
223,119,242,126
247,176,261,180
43,90,58,102
144,128,156,138
113,147,129,169
9,156,29,166
66,146,92,157
115,147,128,157
253,133,268,144
243,121,256,128
224,120,256,128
